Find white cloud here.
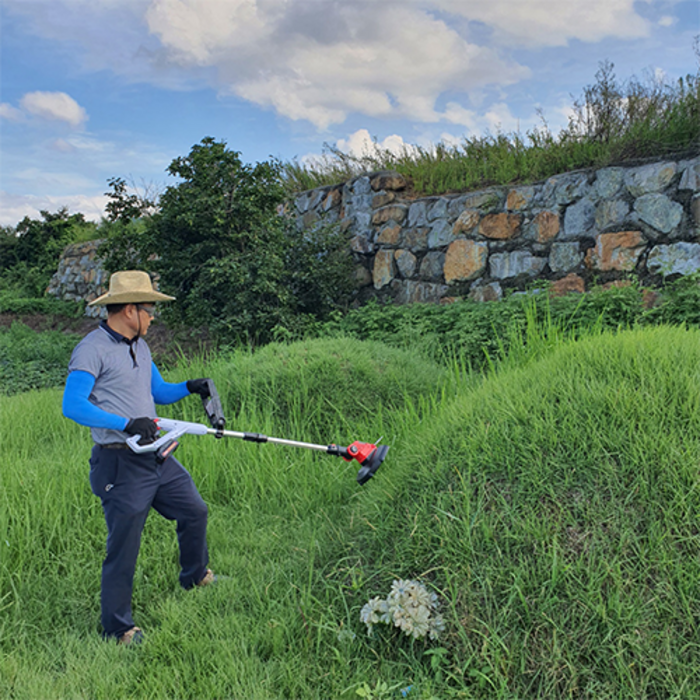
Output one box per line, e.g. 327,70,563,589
336,129,420,159
300,129,418,170
50,139,78,153
431,0,652,47
552,103,577,132
145,0,269,66
658,16,676,27
157,1,530,128
441,101,526,135
482,102,522,133
0,0,680,133
300,128,423,171
18,92,88,127
442,103,479,131
0,103,25,122
438,132,463,149
0,190,109,227
3,0,529,128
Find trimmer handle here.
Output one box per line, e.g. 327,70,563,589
126,418,209,453
202,379,226,435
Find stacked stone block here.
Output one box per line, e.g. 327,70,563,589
293,156,700,303
46,239,108,317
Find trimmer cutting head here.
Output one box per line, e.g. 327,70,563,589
345,441,390,485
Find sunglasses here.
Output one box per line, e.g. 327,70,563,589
136,304,156,318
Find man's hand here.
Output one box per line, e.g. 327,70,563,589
187,378,212,398
125,417,160,444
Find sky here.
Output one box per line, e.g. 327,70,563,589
1,0,698,228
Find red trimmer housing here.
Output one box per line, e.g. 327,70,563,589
344,441,390,485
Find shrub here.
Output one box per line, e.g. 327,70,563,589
0,209,98,297
0,290,84,317
319,282,653,371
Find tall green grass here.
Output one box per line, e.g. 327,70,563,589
0,338,449,699
337,325,700,697
2,328,699,698
0,322,83,396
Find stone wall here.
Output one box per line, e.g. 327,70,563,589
48,155,700,314
47,239,108,317
293,155,700,303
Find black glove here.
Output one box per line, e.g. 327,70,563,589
187,378,212,398
125,417,159,444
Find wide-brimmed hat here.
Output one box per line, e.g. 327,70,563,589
88,270,176,306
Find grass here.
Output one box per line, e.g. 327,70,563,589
0,278,640,395
0,290,84,318
2,324,699,698
0,338,451,699
345,324,700,697
0,322,84,395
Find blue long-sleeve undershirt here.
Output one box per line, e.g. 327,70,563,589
62,370,128,430
151,364,190,405
63,363,190,429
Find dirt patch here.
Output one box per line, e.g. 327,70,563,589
0,313,98,335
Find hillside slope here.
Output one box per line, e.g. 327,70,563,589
1,329,698,699
337,325,700,698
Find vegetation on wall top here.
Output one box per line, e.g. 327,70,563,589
283,57,700,196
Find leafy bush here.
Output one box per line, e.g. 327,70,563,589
0,209,98,297
319,281,654,370
643,272,700,326
0,290,84,317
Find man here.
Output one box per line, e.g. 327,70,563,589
62,270,216,646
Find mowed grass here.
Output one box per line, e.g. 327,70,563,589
1,329,699,698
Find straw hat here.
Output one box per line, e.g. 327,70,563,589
88,270,176,306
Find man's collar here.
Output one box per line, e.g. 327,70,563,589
100,319,134,344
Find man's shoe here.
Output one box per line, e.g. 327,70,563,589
117,627,144,646
196,569,217,587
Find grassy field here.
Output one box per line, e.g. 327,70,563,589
1,328,699,699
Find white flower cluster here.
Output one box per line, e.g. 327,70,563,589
360,579,445,640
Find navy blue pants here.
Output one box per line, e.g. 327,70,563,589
89,445,209,639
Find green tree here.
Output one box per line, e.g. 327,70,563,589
104,177,154,223
98,178,157,272
0,209,97,296
0,225,19,271
111,137,354,343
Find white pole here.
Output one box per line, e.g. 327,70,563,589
206,428,338,453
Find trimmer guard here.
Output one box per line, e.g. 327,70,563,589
356,444,389,485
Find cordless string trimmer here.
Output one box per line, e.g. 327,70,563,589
126,380,388,485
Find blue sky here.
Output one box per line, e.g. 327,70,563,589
1,0,698,227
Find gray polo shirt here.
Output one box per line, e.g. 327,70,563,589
68,323,156,445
